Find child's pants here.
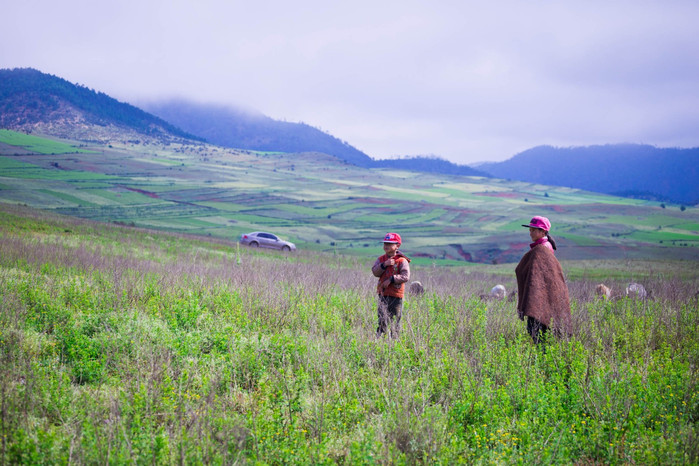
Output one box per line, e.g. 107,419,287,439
377,295,403,338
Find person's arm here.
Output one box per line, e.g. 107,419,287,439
372,257,385,277
393,260,410,284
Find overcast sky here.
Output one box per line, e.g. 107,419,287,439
2,0,698,163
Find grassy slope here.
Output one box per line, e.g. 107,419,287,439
0,129,697,265
1,204,697,463
0,128,95,154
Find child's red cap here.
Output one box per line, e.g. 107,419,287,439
383,232,402,244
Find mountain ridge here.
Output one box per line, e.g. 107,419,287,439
0,67,201,142
141,98,373,167
477,145,698,205
142,99,489,176
1,67,696,204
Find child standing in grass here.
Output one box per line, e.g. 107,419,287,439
371,232,411,338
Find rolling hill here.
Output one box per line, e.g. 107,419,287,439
0,67,200,142
1,128,697,264
142,99,488,176
0,68,697,263
4,67,688,199
477,145,699,205
141,99,374,167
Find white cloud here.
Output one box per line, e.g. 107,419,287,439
1,0,698,163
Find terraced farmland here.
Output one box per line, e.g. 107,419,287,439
1,129,697,263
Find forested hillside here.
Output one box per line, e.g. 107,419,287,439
478,144,699,205
144,99,487,176
0,68,199,140
143,99,373,166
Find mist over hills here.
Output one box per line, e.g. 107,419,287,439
141,99,373,167
145,97,695,201
142,99,487,176
477,145,699,205
0,68,696,205
0,67,482,174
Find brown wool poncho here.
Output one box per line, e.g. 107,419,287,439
515,244,571,333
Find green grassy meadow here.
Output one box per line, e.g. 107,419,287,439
0,129,95,155
1,204,698,464
0,130,697,265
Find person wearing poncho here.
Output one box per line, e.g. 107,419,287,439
515,216,571,343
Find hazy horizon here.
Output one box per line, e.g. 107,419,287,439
2,0,698,164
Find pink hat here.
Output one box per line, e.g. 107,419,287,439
383,232,402,244
522,216,551,231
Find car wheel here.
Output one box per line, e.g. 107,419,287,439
250,241,259,248
282,245,291,252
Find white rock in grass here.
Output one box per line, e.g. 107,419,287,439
626,283,647,299
490,284,506,300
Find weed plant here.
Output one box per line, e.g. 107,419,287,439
1,204,698,464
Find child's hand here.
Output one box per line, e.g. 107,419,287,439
381,278,392,289
383,258,395,268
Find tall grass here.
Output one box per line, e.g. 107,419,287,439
1,204,698,464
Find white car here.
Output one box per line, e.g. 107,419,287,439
240,232,296,251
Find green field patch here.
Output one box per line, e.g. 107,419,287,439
191,215,237,226
250,150,287,155
305,204,383,220
541,192,630,206
137,215,245,231
262,203,344,217
241,208,316,221
132,157,183,166
399,208,449,224
318,178,371,187
572,193,651,206
379,185,449,200
351,211,406,223
212,181,268,189
224,212,293,226
678,222,699,232
0,156,30,170
625,230,699,243
469,193,514,203
0,156,120,182
284,189,347,201
558,233,602,246
440,181,509,193
86,189,159,205
0,129,95,154
602,214,685,227
197,201,248,212
167,216,225,228
37,189,98,207
71,181,117,189
431,186,494,201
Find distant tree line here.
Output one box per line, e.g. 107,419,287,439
371,155,487,176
